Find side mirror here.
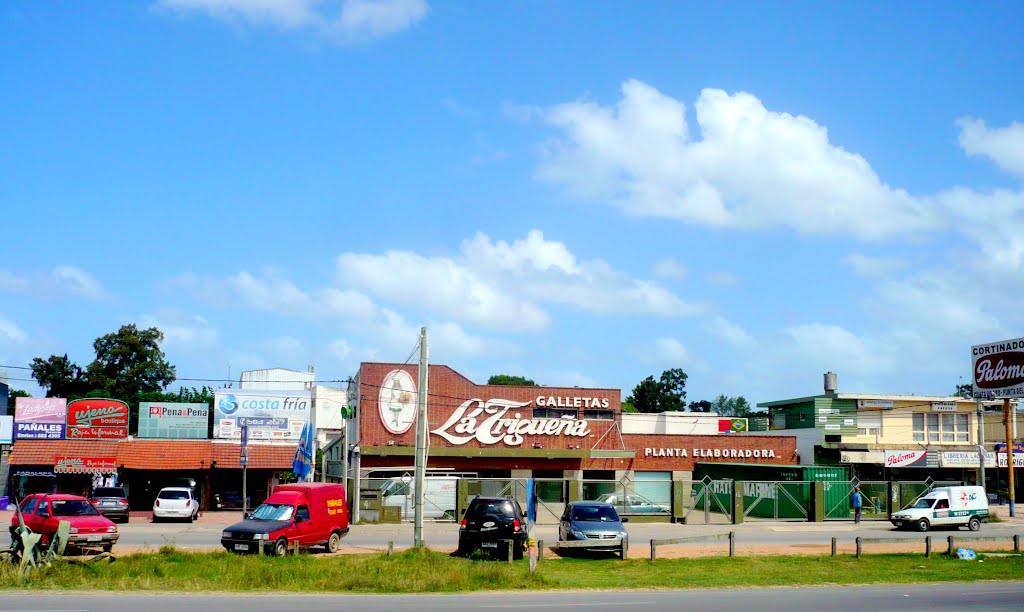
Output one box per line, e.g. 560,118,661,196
621,517,629,523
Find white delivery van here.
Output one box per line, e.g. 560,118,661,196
381,476,458,520
890,486,988,532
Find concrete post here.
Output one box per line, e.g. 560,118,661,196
732,481,744,525
811,481,825,522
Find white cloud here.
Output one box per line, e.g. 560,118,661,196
0,315,28,345
706,271,738,287
705,315,753,349
653,258,687,280
957,117,1024,178
139,308,219,351
157,0,428,42
0,266,108,301
536,80,940,239
651,337,693,363
842,253,908,278
328,338,353,360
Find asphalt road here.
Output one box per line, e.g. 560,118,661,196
1,583,1022,611
4,512,1023,552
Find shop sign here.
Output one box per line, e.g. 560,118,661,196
996,443,1024,468
378,369,418,435
214,389,310,440
14,397,67,423
0,415,12,444
840,450,884,464
858,399,894,409
644,447,777,459
931,402,958,412
54,456,117,474
940,451,996,468
972,337,1024,399
138,402,209,439
15,422,65,440
432,399,590,445
535,395,610,408
66,399,129,439
884,449,928,468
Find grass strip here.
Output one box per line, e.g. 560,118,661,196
1,547,1022,592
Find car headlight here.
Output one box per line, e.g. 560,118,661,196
619,531,628,538
69,527,78,534
254,533,270,540
107,526,117,533
571,530,585,539
222,531,232,539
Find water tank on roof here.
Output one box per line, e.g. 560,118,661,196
824,371,838,395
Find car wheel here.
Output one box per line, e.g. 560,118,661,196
326,531,341,554
274,538,289,557
968,516,981,531
190,511,196,523
916,518,930,533
102,544,113,553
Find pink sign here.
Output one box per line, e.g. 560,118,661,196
884,449,928,468
14,397,67,424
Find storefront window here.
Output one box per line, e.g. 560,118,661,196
927,414,940,442
956,414,969,441
912,413,925,442
915,412,970,443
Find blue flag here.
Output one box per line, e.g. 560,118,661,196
293,421,314,481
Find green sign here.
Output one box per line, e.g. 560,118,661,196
138,402,209,439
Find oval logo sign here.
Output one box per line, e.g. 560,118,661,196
378,369,418,435
975,351,1024,389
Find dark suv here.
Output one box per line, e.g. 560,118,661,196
458,496,527,559
90,487,130,523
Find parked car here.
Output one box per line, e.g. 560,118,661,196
890,486,989,532
10,493,119,552
559,501,629,552
153,487,199,522
596,492,670,513
214,492,251,510
457,496,527,559
221,482,349,556
90,486,130,523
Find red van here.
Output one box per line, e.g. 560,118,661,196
220,482,349,556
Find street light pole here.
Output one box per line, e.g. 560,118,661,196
977,399,986,490
414,327,429,548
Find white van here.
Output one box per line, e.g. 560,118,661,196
890,486,988,532
381,476,458,520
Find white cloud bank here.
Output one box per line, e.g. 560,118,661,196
156,0,429,42
957,117,1024,178
0,266,109,301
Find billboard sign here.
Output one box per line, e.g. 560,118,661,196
940,451,996,468
14,397,67,439
214,389,310,440
378,369,417,434
66,398,129,439
972,337,1024,399
138,403,209,439
884,449,928,468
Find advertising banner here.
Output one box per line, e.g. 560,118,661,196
972,337,1024,399
940,451,996,468
54,456,117,474
66,399,129,439
884,450,928,468
138,402,209,439
14,397,67,439
996,443,1024,468
214,390,310,440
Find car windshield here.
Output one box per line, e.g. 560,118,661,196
466,500,515,519
912,498,936,509
51,499,99,516
158,490,190,500
249,503,294,521
572,505,620,522
93,488,126,498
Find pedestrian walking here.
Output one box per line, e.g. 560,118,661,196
852,486,863,524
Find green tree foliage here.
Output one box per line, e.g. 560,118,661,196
688,399,714,412
710,394,755,417
487,374,537,386
626,368,688,413
955,383,974,398
86,324,176,400
29,354,91,398
620,400,638,413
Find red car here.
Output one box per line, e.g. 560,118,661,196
10,493,119,552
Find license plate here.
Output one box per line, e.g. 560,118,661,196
235,544,249,551
481,542,497,548
87,535,102,542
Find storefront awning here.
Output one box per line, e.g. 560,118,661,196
8,439,297,471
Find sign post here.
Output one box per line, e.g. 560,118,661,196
972,337,1024,517
240,423,249,516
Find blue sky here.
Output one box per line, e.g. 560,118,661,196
2,1,1023,406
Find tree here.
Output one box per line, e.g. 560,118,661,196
955,382,974,398
621,400,638,413
710,394,755,417
487,374,537,386
688,400,713,412
85,324,176,400
626,369,688,413
7,388,30,415
29,354,90,398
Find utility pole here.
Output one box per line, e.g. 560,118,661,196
414,326,429,548
1005,398,1016,517
977,399,986,491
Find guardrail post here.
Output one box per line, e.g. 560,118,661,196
728,531,735,557
831,537,836,557
925,536,931,558
387,541,394,555
947,536,955,557
1014,534,1020,554
732,481,744,525
292,540,299,556
507,539,514,563
855,536,862,559
650,539,657,561
538,539,544,560
621,537,628,560
811,481,825,522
